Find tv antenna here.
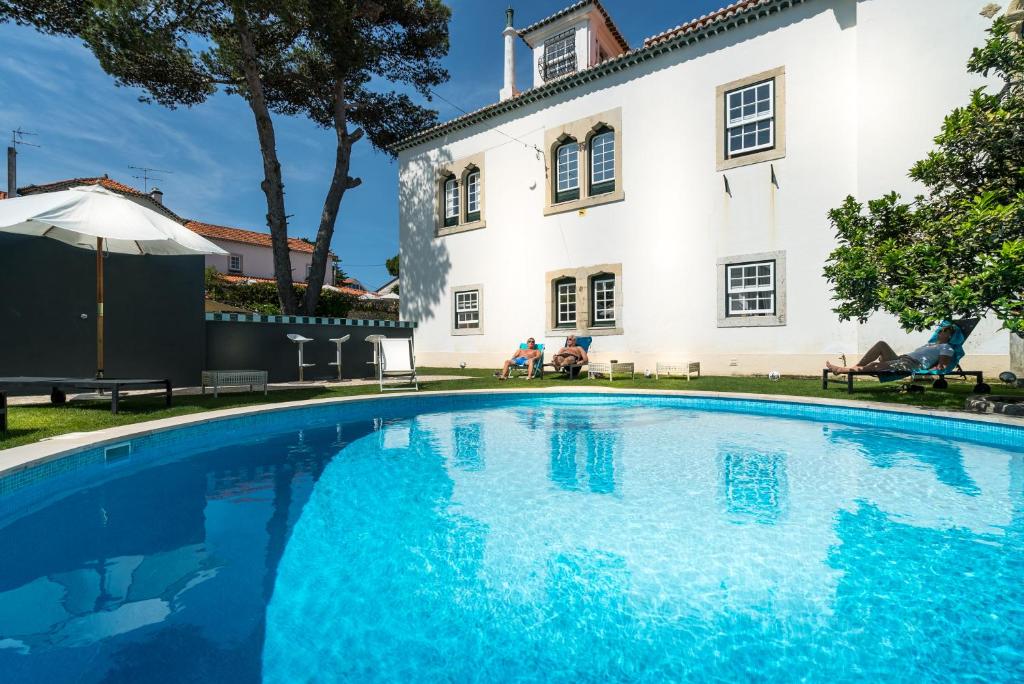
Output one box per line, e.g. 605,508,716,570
129,165,173,191
11,128,40,148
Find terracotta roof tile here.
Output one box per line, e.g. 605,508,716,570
519,0,630,53
185,220,318,254
642,0,764,47
17,176,184,220
0,191,7,200
220,273,370,297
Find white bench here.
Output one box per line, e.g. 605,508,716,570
655,361,701,381
201,370,268,398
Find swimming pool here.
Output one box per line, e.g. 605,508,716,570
1,393,1022,681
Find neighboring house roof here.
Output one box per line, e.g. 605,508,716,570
518,0,630,53
18,175,184,221
376,276,399,294
0,191,7,200
392,0,807,152
220,273,370,297
185,220,322,255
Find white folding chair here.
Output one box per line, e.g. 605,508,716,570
378,337,418,392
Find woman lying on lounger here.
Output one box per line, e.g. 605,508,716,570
550,336,588,371
825,325,957,374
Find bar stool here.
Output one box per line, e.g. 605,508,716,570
287,333,316,381
328,334,351,381
365,334,386,379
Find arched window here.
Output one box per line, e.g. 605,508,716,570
554,140,580,203
590,273,615,327
464,169,481,222
554,276,577,327
443,175,459,227
589,127,615,195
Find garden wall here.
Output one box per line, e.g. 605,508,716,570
204,313,416,382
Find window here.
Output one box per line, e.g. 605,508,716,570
555,141,580,203
228,254,242,273
305,263,312,281
555,278,576,327
455,289,480,329
589,128,615,195
725,79,774,157
541,29,576,81
726,261,775,316
443,177,459,227
590,275,615,326
465,170,480,222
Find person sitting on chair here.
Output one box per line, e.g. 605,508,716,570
826,325,957,374
550,335,589,371
497,338,542,380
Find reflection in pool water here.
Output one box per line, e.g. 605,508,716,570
0,398,1022,682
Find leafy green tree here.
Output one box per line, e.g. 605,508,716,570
385,253,399,277
1,0,449,314
825,18,1024,336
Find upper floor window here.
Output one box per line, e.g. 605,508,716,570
555,141,580,203
589,128,615,195
228,254,242,273
443,176,459,227
555,277,577,327
541,29,576,81
455,289,480,329
726,79,774,157
591,274,616,326
465,170,480,222
726,261,775,316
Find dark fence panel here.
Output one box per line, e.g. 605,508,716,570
0,234,206,388
204,314,416,382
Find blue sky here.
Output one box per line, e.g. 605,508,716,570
0,1,725,289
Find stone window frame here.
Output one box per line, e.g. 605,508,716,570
435,152,486,237
545,263,623,336
544,108,624,216
716,66,786,171
451,284,484,335
717,250,787,328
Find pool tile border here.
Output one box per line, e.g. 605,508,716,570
2,388,1022,500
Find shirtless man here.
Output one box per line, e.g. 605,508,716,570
826,325,957,374
551,335,588,371
497,338,542,379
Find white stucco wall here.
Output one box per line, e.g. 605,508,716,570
399,0,1010,375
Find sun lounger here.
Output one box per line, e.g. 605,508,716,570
378,337,418,392
508,343,545,378
544,336,593,379
821,319,991,394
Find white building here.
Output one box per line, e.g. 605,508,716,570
395,0,1014,375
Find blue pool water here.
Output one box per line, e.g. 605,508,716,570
0,394,1022,682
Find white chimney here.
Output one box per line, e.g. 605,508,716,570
149,186,163,205
499,7,518,102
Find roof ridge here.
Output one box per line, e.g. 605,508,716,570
393,0,805,153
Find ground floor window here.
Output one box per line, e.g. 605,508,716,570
717,251,786,328
556,278,576,327
726,261,775,316
591,274,616,326
455,290,479,329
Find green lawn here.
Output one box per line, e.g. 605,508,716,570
2,367,1021,450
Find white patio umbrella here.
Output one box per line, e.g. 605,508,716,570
0,184,227,377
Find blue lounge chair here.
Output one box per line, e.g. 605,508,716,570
545,336,593,379
507,342,545,379
822,319,990,393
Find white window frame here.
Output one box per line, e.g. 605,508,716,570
444,177,459,221
590,130,615,185
466,171,480,215
454,289,480,330
726,261,775,316
556,279,577,327
591,275,615,326
725,79,774,157
556,143,580,193
228,254,242,273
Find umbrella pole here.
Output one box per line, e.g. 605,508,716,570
96,237,104,379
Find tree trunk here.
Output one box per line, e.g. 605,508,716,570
233,8,298,313
302,78,363,315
